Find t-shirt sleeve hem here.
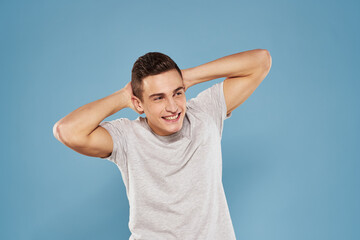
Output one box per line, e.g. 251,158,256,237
98,120,126,165
220,81,232,121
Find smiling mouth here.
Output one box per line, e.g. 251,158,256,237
162,112,181,121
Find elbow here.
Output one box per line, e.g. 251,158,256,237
53,121,62,142
259,49,272,71
53,121,70,145
53,122,87,148
53,121,75,146
252,49,271,83
265,49,272,70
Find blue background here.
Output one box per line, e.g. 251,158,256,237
1,0,359,239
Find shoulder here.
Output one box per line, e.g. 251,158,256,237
186,81,226,118
186,81,230,137
100,117,132,129
99,117,144,137
187,82,224,107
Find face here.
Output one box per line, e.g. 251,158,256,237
132,69,186,136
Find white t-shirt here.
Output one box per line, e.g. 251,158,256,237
100,81,236,240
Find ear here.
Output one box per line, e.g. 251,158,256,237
131,96,145,114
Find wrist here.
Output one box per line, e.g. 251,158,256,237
181,68,198,90
110,88,131,110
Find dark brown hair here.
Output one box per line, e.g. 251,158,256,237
131,52,182,101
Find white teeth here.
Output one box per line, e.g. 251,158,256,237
164,114,179,120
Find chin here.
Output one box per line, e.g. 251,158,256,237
165,121,183,135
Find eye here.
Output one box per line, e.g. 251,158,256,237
175,91,183,96
154,96,163,101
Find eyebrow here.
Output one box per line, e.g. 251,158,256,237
148,86,185,99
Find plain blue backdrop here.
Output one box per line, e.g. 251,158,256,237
1,0,359,239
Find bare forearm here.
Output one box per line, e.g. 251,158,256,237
53,88,130,144
182,49,268,88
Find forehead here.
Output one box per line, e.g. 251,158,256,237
142,69,183,96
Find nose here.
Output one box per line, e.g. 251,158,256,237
165,97,178,113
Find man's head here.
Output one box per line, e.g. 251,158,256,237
131,52,186,136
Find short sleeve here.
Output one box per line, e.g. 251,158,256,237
187,81,231,136
99,118,128,165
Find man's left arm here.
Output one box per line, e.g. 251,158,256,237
182,49,272,115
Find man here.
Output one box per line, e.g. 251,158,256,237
53,49,272,239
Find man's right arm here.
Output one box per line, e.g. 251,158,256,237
53,82,136,159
